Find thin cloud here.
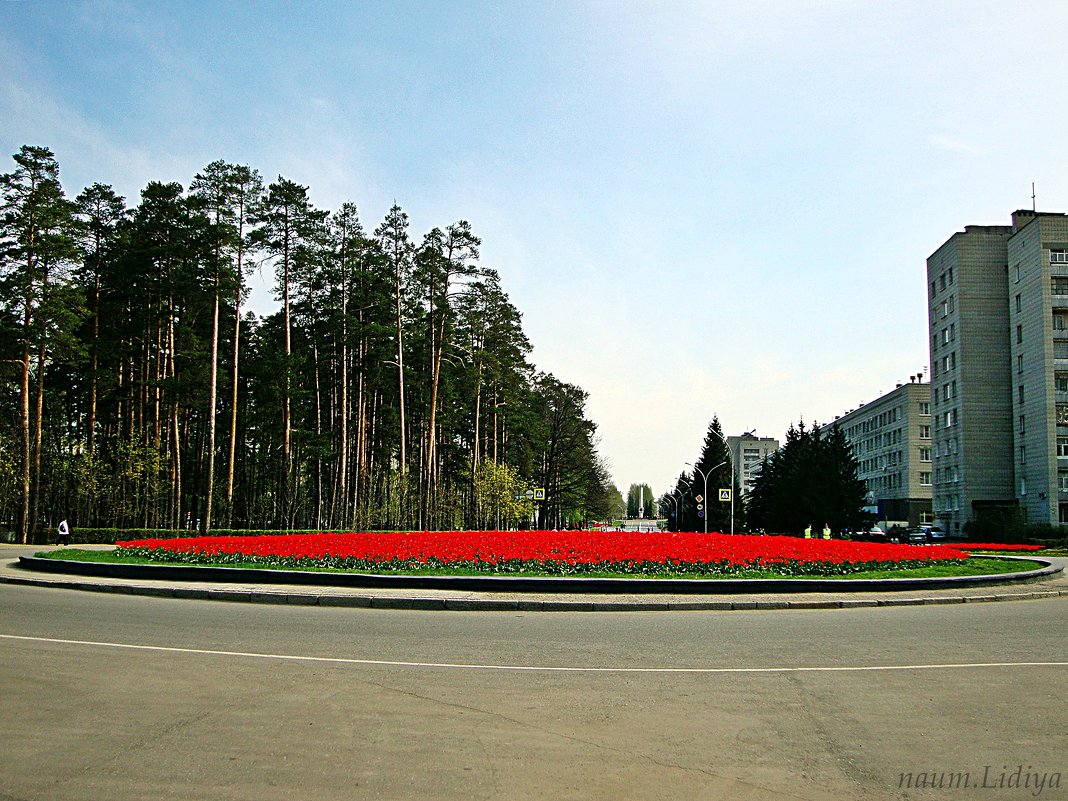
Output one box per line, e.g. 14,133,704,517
929,134,987,156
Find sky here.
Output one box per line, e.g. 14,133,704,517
3,0,1068,498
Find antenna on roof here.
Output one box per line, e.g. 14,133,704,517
1032,182,1036,212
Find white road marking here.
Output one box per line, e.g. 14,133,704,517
3,633,1067,674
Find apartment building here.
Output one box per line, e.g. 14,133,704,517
726,432,779,496
820,380,933,528
927,210,1068,533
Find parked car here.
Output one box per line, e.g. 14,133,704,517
853,526,888,542
925,526,947,542
905,526,929,544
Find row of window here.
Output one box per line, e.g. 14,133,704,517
933,323,956,352
934,438,959,458
934,351,956,377
844,407,903,441
858,451,904,475
934,294,956,320
935,495,961,512
866,473,903,492
935,466,960,483
931,266,956,297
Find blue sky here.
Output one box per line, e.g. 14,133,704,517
3,0,1067,498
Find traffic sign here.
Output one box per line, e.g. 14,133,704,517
697,510,705,518
534,488,545,500
694,494,704,503
719,488,732,502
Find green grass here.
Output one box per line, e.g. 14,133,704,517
34,548,1043,581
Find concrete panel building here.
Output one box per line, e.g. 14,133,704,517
926,210,1068,533
820,380,933,528
727,433,779,497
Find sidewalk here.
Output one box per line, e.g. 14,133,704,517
3,545,1067,612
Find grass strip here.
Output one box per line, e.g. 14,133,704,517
35,549,1041,581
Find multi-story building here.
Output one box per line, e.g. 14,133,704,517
927,210,1068,533
727,432,779,496
821,379,933,528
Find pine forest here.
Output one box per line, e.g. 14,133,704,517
0,146,619,542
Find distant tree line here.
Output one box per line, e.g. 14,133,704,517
0,145,619,542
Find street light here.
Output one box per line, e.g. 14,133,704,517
670,487,688,532
686,460,726,534
662,494,678,531
686,458,735,535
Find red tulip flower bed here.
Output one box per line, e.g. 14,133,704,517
115,530,969,578
959,543,1045,552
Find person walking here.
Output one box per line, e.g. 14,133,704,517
57,519,70,546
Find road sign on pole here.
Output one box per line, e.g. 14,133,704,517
719,489,732,502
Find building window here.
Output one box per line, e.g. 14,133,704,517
940,273,946,291
1052,250,1068,264
1020,445,1026,464
1015,264,1021,283
920,447,931,462
1016,293,1022,312
1018,354,1024,373
1017,324,1023,344
1057,341,1068,360
919,401,930,416
1059,472,1068,492
1053,276,1068,294
920,424,930,439
1057,373,1068,392
945,409,956,428
1055,314,1068,330
1058,437,1068,458
1019,385,1025,404
1019,415,1025,434
920,472,931,486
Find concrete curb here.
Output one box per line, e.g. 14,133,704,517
12,553,1063,594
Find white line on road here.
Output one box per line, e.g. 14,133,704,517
3,633,1067,674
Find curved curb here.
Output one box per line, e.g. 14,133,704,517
4,554,1063,613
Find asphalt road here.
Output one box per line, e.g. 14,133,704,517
1,582,1066,801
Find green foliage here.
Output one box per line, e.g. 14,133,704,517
746,421,869,534
0,146,615,536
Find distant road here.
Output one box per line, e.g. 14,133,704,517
2,581,1066,800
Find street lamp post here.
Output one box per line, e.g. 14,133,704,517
697,429,737,535
687,460,727,535
662,494,677,531
671,488,686,532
